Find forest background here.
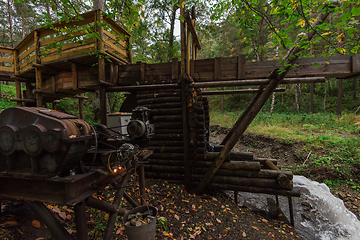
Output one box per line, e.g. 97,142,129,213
0,0,360,190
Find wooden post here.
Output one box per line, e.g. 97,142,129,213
15,80,21,107
337,79,342,115
127,36,133,64
180,0,191,191
186,23,191,74
34,30,43,107
100,86,107,125
195,3,336,195
79,97,84,119
310,83,314,114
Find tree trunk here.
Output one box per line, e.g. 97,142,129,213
323,79,328,112
337,79,342,115
168,5,178,62
8,0,14,48
295,84,300,112
93,0,105,11
353,79,357,100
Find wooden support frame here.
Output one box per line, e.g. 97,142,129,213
195,3,336,195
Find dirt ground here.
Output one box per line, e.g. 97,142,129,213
1,125,359,239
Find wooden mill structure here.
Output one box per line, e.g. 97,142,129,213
0,3,360,226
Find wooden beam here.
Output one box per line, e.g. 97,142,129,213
15,80,22,107
190,77,326,88
184,11,201,50
186,25,191,74
202,88,285,96
180,0,186,77
79,97,84,119
195,3,335,195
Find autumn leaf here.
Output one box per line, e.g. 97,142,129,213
209,211,214,217
242,232,247,237
205,222,212,226
66,215,72,221
59,212,66,220
174,214,180,220
216,218,222,223
252,226,259,231
104,213,109,221
169,209,175,213
32,220,41,228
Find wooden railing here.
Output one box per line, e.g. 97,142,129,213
0,47,14,73
10,9,131,75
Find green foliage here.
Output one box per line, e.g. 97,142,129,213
0,84,17,112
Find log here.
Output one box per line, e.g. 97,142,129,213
136,91,181,99
208,183,299,197
196,161,260,171
138,96,181,104
264,160,291,189
142,102,182,109
192,174,293,190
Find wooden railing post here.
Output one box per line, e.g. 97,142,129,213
34,30,43,107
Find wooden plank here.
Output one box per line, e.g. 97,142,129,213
0,46,14,54
214,57,221,80
19,64,32,74
19,55,35,70
71,64,78,90
40,39,95,55
15,80,22,107
19,45,35,62
140,62,145,82
41,45,95,64
172,58,179,80
0,57,13,63
51,76,56,92
238,55,245,79
40,31,87,47
104,49,129,64
15,34,34,55
103,15,131,37
110,63,118,84
352,55,360,73
0,66,13,72
103,30,127,48
103,39,127,57
34,31,41,64
38,13,95,38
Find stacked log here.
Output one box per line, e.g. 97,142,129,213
135,88,294,194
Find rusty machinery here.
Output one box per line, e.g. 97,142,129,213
0,107,153,240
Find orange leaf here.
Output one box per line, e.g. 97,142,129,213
169,209,175,213
66,215,72,221
32,220,41,228
242,232,246,237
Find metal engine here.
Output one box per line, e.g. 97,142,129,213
0,107,93,178
127,107,154,139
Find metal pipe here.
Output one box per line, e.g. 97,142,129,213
103,173,130,240
74,201,89,240
26,201,75,240
86,197,128,216
124,192,139,208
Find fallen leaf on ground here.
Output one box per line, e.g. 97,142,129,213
66,214,72,220
216,218,221,223
252,226,259,231
174,214,180,220
209,211,214,217
59,212,66,220
32,220,41,228
242,232,246,237
169,209,175,213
